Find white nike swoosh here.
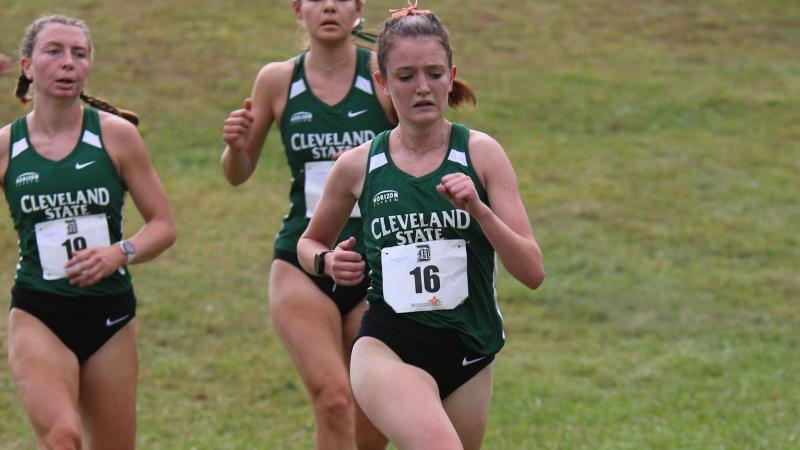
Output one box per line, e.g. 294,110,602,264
75,161,96,170
462,356,487,366
106,315,130,327
348,109,368,118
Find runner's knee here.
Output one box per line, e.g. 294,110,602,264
314,385,353,418
41,422,81,450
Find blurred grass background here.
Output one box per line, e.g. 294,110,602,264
1,0,798,448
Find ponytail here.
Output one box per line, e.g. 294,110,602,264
14,76,139,126
80,92,140,126
15,73,32,104
351,17,378,44
449,78,476,109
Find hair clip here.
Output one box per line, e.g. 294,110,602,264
389,0,431,19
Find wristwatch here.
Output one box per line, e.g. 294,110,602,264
314,250,332,276
119,240,136,264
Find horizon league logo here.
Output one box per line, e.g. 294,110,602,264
15,172,39,187
289,111,313,124
372,190,399,207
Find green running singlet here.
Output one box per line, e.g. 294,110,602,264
276,47,394,255
359,124,504,355
4,107,131,297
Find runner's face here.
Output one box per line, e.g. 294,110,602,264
23,23,91,101
296,0,362,43
381,36,454,126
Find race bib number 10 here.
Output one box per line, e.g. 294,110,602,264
381,239,468,313
34,213,111,280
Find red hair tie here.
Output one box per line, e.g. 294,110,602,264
389,0,431,19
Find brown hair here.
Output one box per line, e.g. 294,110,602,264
16,15,140,126
376,9,476,109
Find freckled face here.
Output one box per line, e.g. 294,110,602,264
23,23,91,100
380,36,455,126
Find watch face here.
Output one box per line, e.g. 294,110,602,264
122,240,135,255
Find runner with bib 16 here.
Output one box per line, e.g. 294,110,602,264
297,2,545,449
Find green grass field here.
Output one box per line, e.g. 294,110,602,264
1,1,798,448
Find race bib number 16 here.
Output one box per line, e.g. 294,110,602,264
381,239,468,313
34,213,110,280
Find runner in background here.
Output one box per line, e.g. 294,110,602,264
220,1,395,448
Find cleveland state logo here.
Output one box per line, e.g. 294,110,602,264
372,190,399,207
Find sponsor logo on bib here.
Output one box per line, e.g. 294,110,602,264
15,172,39,187
65,219,79,235
410,296,442,309
416,244,431,262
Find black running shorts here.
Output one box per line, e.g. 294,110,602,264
354,303,495,399
10,284,136,363
273,248,368,316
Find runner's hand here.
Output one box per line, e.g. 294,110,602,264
222,98,254,152
329,237,365,286
0,54,13,77
437,172,483,215
65,246,128,287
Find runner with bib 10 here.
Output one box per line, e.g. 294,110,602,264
1,15,175,450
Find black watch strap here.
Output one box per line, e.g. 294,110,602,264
314,250,332,276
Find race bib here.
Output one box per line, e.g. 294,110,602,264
381,239,468,313
34,213,111,280
305,161,361,218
